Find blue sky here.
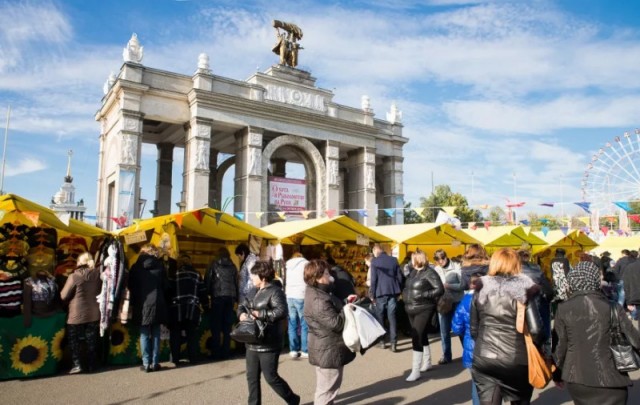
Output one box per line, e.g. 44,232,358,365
2,0,640,221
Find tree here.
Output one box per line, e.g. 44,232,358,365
403,202,425,224
419,185,482,223
487,207,506,223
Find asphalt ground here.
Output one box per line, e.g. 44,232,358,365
2,335,639,404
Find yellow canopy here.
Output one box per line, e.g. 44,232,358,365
465,225,547,253
370,223,481,262
0,193,107,237
261,216,392,245
589,236,640,261
531,229,598,255
118,208,276,243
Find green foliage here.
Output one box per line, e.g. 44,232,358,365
419,185,482,223
526,212,562,230
487,207,506,223
403,202,425,224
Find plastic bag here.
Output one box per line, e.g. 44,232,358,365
342,305,360,352
350,303,386,350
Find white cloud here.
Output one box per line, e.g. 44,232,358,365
4,157,46,177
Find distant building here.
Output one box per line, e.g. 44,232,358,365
50,150,86,221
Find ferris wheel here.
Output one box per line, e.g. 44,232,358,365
581,130,640,215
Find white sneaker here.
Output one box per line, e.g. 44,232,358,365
289,351,300,358
300,352,309,359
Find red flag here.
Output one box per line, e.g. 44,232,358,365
325,209,336,218
505,202,526,208
630,214,640,224
192,210,204,224
601,226,609,236
174,213,183,229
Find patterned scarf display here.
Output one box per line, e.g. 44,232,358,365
567,261,600,292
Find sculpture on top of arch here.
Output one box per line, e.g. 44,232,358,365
272,20,303,68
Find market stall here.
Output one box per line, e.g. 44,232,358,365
0,194,108,380
531,229,598,275
261,216,393,295
111,208,276,364
370,222,480,263
588,235,640,261
465,225,547,254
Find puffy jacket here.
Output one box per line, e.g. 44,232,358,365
128,254,169,326
451,292,475,369
238,282,287,352
206,257,238,300
554,290,640,387
460,263,488,291
435,260,464,303
304,285,356,369
402,267,444,315
471,275,542,368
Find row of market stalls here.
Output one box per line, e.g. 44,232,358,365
0,192,630,380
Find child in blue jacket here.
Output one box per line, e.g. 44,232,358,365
452,275,479,405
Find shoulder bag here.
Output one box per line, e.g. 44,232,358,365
516,302,553,389
609,302,640,373
230,305,266,344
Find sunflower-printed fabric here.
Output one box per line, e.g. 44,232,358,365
0,312,66,380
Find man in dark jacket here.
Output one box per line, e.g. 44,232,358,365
518,249,553,352
206,247,239,359
369,243,403,352
623,253,640,331
327,256,356,302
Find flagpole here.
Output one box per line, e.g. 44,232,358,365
0,105,10,194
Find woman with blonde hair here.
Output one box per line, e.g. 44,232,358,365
471,248,543,404
61,252,102,373
402,249,444,381
461,244,489,290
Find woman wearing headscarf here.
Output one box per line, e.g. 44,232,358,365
304,259,356,404
471,248,543,405
553,261,640,404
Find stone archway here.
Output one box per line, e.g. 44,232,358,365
215,156,235,209
261,135,326,222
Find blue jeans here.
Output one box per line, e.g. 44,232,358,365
287,298,308,353
438,301,460,361
469,369,480,405
375,295,397,344
140,323,161,367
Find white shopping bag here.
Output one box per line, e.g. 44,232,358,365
342,305,361,352
349,304,386,350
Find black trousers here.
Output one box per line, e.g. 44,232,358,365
67,321,99,369
210,296,235,358
245,350,297,405
407,309,434,351
567,382,628,405
169,321,198,363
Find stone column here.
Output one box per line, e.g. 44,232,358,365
114,110,143,228
323,141,341,214
234,126,263,227
208,148,219,209
270,158,287,177
184,117,212,210
382,156,404,225
347,147,377,226
154,143,174,216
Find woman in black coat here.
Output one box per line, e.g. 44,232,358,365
128,244,168,372
304,259,356,404
553,261,640,405
238,261,300,405
402,250,444,382
471,248,543,405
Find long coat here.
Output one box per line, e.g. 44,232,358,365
128,254,169,326
304,285,356,369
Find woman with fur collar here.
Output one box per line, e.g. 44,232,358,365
470,248,543,405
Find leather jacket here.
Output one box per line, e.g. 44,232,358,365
402,267,444,315
238,282,287,352
206,257,239,300
554,290,640,387
471,275,542,367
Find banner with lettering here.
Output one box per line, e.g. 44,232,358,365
269,176,306,212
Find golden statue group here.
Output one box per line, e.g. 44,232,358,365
272,19,303,68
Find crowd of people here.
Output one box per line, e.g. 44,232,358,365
45,239,640,405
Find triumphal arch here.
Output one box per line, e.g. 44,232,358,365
95,28,407,230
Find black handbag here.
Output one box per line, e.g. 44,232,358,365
230,306,266,344
609,302,640,373
437,291,454,314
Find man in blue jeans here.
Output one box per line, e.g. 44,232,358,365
369,243,403,352
285,252,309,358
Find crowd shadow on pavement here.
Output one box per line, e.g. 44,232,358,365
333,374,409,405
